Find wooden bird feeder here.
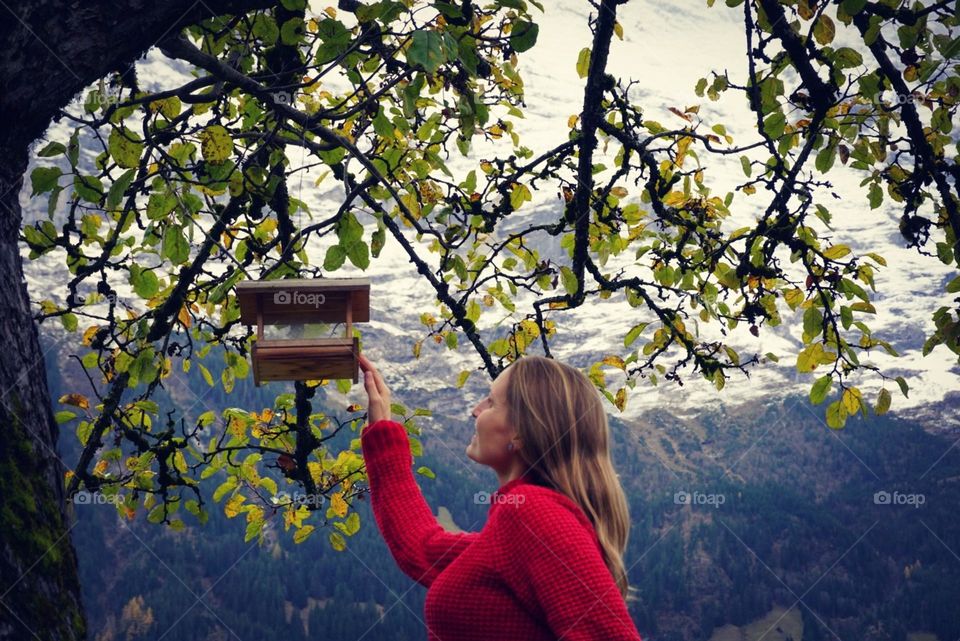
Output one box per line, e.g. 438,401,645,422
236,278,370,386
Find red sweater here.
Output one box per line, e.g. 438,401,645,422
360,419,644,641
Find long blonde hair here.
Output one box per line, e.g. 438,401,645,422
503,355,636,602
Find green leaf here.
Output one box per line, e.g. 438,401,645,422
37,141,66,157
55,410,77,424
198,125,233,163
945,274,960,293
293,525,315,544
407,30,447,74
823,244,851,260
576,48,591,78
813,15,835,45
106,169,136,210
344,240,370,270
324,244,346,271
329,531,347,551
825,399,847,429
762,111,786,139
416,465,436,479
895,376,909,398
73,175,103,203
833,47,863,68
624,323,649,347
108,127,144,169
740,155,751,177
162,226,190,264
810,375,832,405
61,313,78,332
337,211,364,244
280,18,304,45
30,166,62,196
841,0,868,15
868,182,883,209
876,388,891,415
510,19,539,53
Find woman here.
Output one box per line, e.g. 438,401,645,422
358,352,644,641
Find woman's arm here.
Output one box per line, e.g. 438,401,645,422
490,491,643,641
361,418,480,587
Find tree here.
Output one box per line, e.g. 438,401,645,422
3,0,960,638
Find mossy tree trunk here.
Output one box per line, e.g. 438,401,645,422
0,2,274,639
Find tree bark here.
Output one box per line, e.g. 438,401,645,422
0,1,275,639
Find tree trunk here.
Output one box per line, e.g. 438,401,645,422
0,2,274,639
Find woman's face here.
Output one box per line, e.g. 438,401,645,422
466,367,518,468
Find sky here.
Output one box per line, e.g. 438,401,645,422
20,0,959,431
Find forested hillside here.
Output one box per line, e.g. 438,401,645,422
48,337,960,641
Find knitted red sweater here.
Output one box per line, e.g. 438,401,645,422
360,419,644,641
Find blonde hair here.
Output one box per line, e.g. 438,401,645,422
503,355,636,602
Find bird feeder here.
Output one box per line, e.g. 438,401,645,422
236,278,370,386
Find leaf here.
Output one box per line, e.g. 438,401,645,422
740,155,751,177
73,175,103,203
876,388,891,415
407,30,447,74
329,532,347,551
198,125,233,163
895,376,909,398
810,375,832,405
30,166,61,195
509,182,531,209
823,245,851,260
344,240,370,270
162,226,190,264
324,244,346,271
108,127,143,169
294,525,315,543
945,274,960,293
59,393,90,409
416,465,436,479
510,19,539,52
330,492,348,518
37,141,66,157
813,15,835,45
576,48,591,79
624,323,649,347
825,400,848,429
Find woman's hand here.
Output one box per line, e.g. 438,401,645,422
359,353,392,425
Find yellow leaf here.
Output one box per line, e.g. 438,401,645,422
841,387,862,415
568,114,579,129
602,355,626,370
613,21,623,40
823,244,851,260
576,48,591,79
224,493,245,518
331,492,348,518
294,525,315,544
94,460,108,475
197,125,233,163
82,325,101,347
59,393,90,409
178,305,191,329
614,387,627,411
